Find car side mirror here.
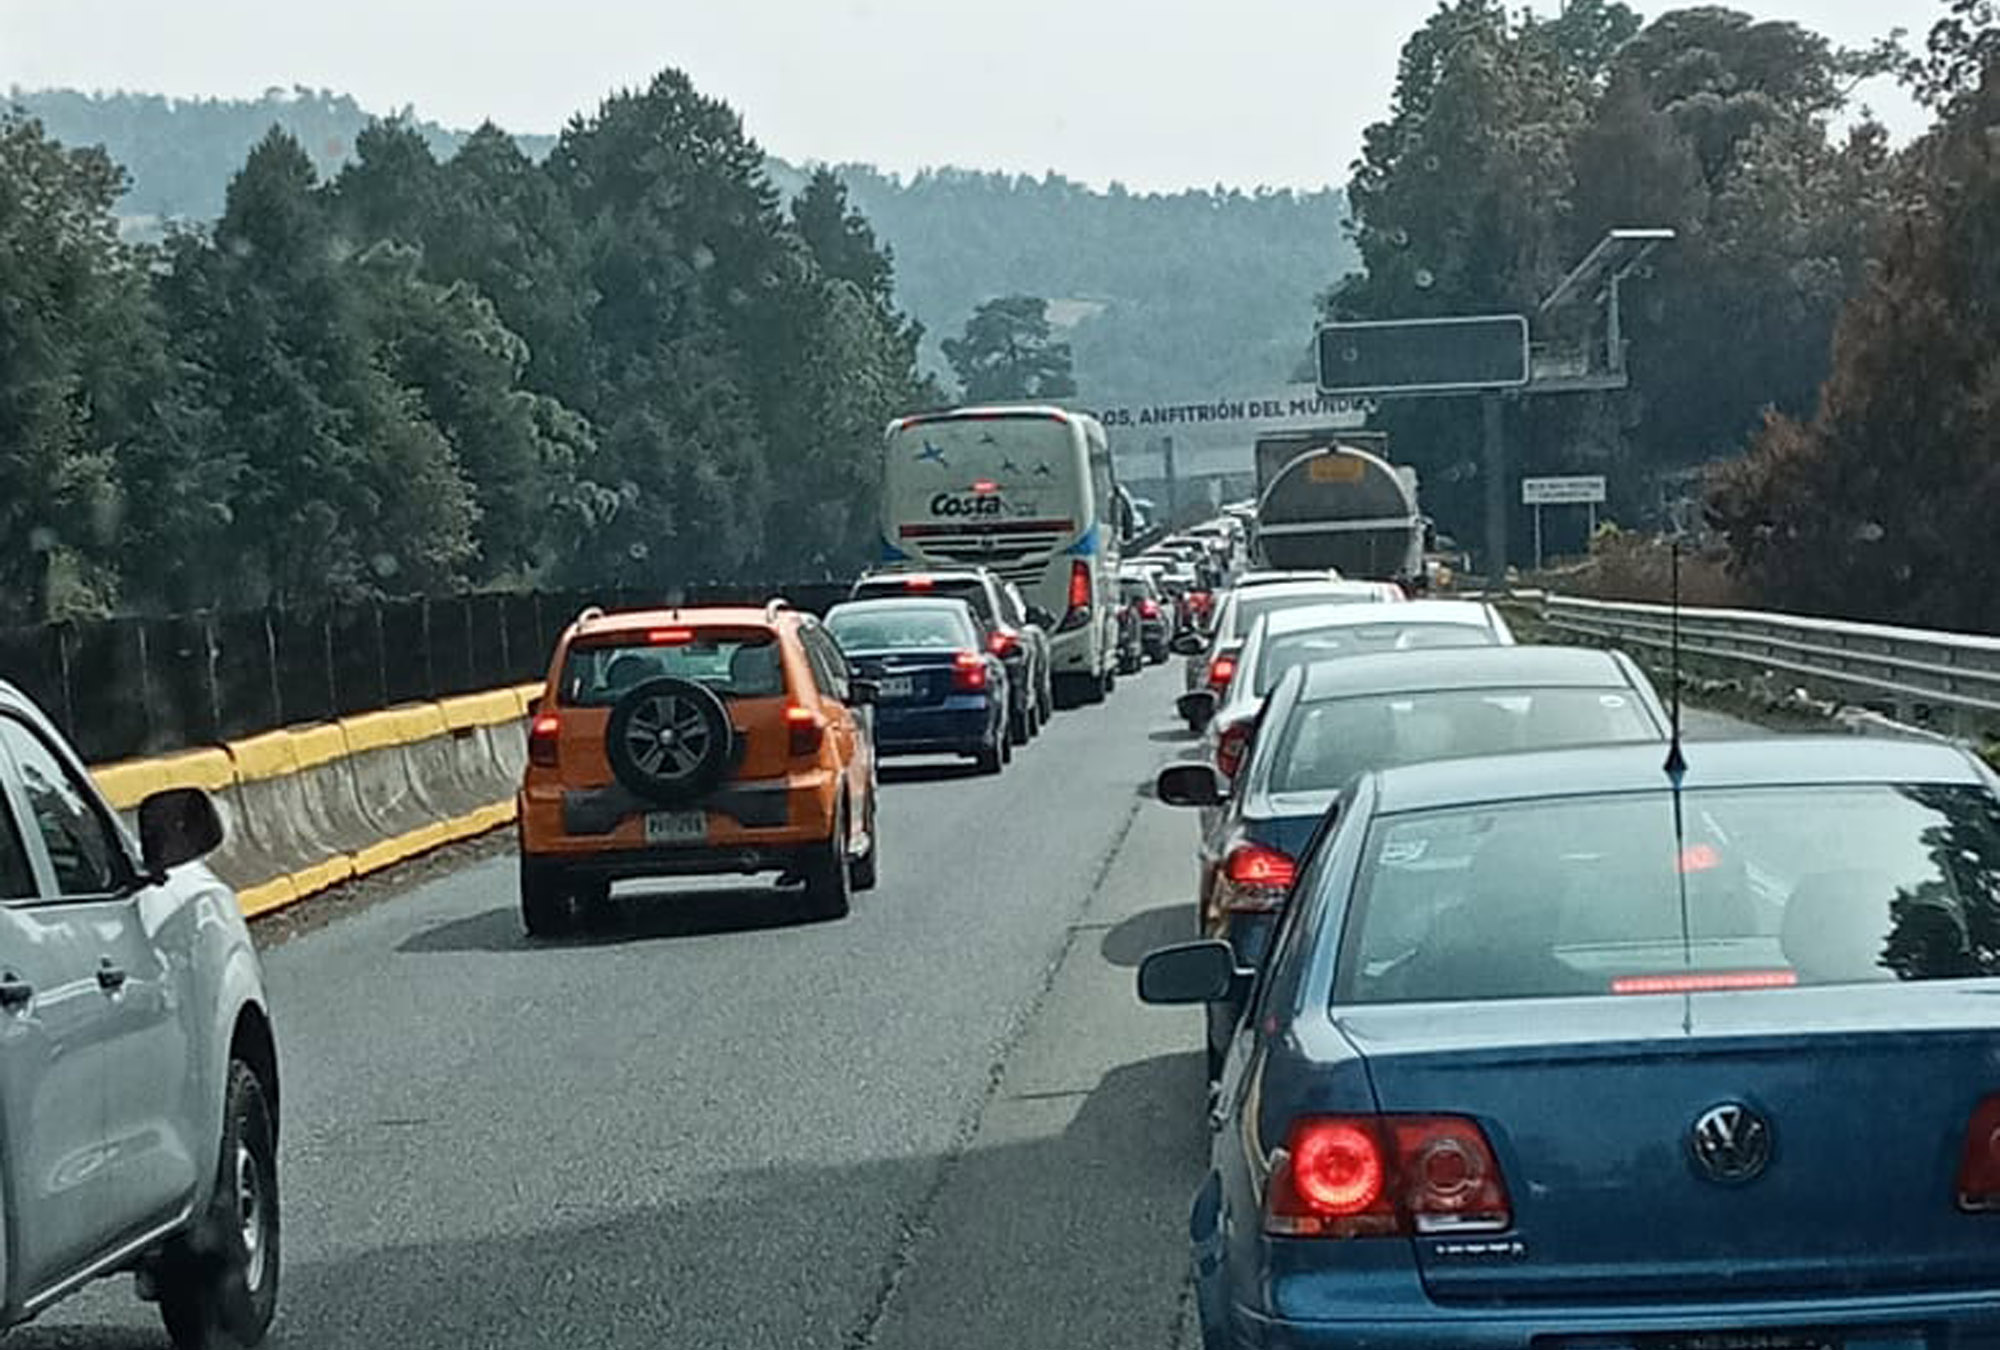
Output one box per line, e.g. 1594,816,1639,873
1177,690,1217,731
1157,762,1229,808
849,679,879,706
138,787,224,878
1137,941,1251,1005
1171,632,1207,657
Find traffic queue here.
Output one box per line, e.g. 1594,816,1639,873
1129,503,2000,1350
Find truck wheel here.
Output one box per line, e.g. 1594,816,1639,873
159,1061,280,1350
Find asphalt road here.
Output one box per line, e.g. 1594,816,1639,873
25,662,1210,1350
23,664,1764,1350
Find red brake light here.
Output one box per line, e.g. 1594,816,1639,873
1218,842,1295,914
905,577,936,590
1215,722,1253,779
972,478,998,493
952,650,988,692
1139,599,1161,619
785,705,824,757
1267,1115,1510,1238
989,628,1019,657
1207,652,1238,691
1068,561,1091,611
1958,1095,2000,1211
528,711,561,768
1677,843,1721,873
647,628,695,645
1612,970,1797,995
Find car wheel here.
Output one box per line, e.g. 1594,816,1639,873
851,795,879,892
158,1060,280,1350
1081,668,1108,705
976,730,1005,774
519,858,573,939
1009,701,1030,746
803,804,852,920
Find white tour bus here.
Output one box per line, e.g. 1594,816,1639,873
880,405,1123,703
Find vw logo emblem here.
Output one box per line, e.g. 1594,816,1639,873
1689,1102,1772,1184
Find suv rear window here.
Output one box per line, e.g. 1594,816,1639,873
827,607,974,650
854,577,994,622
1337,784,2000,1004
560,631,784,706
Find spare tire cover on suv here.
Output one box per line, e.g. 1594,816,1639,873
605,677,735,805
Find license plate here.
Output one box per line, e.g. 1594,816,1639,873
879,676,917,699
1638,1334,1843,1350
644,811,707,845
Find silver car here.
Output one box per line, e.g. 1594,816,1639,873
0,680,280,1348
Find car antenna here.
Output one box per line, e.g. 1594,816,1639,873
1664,526,1693,1026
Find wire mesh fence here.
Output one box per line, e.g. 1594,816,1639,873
0,583,853,762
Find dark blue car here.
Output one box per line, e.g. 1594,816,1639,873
1143,736,2000,1350
1158,645,1670,1078
825,598,1011,774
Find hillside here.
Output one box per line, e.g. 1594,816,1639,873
8,86,1354,402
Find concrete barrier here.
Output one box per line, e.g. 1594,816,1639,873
89,682,537,920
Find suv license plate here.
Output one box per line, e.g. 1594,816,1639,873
878,676,916,699
644,811,708,845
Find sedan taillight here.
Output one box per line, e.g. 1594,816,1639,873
951,651,989,692
1266,1115,1511,1238
1218,843,1294,914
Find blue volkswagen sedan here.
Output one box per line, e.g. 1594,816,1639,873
825,598,1011,773
1142,737,2000,1350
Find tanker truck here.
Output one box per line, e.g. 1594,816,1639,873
1251,432,1425,584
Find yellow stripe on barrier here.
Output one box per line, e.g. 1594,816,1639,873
290,724,349,772
238,876,299,918
440,690,521,731
513,682,547,716
228,730,298,785
339,709,408,756
288,855,356,899
352,821,453,877
92,747,235,811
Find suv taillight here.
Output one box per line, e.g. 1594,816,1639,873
1139,599,1161,619
786,706,825,757
528,712,561,768
1219,842,1294,914
1215,721,1253,779
952,651,988,692
1266,1115,1511,1238
989,627,1020,657
1206,652,1238,692
1058,561,1092,632
1958,1095,2000,1210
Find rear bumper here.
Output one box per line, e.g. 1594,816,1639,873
874,698,995,754
525,845,816,882
1216,1290,2000,1350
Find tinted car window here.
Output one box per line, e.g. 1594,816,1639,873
0,799,37,900
561,633,785,706
1253,623,1496,694
1269,687,1657,793
855,578,995,623
1338,784,2000,1004
828,608,974,650
0,718,121,897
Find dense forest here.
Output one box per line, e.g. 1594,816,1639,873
1326,0,1998,631
0,73,929,622
8,87,1354,403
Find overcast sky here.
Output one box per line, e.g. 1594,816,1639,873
1,0,1932,191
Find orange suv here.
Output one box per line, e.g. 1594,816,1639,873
517,601,880,936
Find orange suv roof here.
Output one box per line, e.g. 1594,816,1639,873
572,606,787,636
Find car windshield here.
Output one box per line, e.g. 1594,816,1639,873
1339,785,2000,1005
560,633,785,705
1253,622,1496,694
826,607,970,650
1267,685,1659,793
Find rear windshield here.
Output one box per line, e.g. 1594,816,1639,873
560,633,785,706
1269,687,1657,794
853,578,993,620
1230,590,1374,640
1337,784,2000,1005
826,607,973,651
1253,622,1497,694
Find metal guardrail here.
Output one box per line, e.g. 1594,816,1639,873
1540,594,2000,735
